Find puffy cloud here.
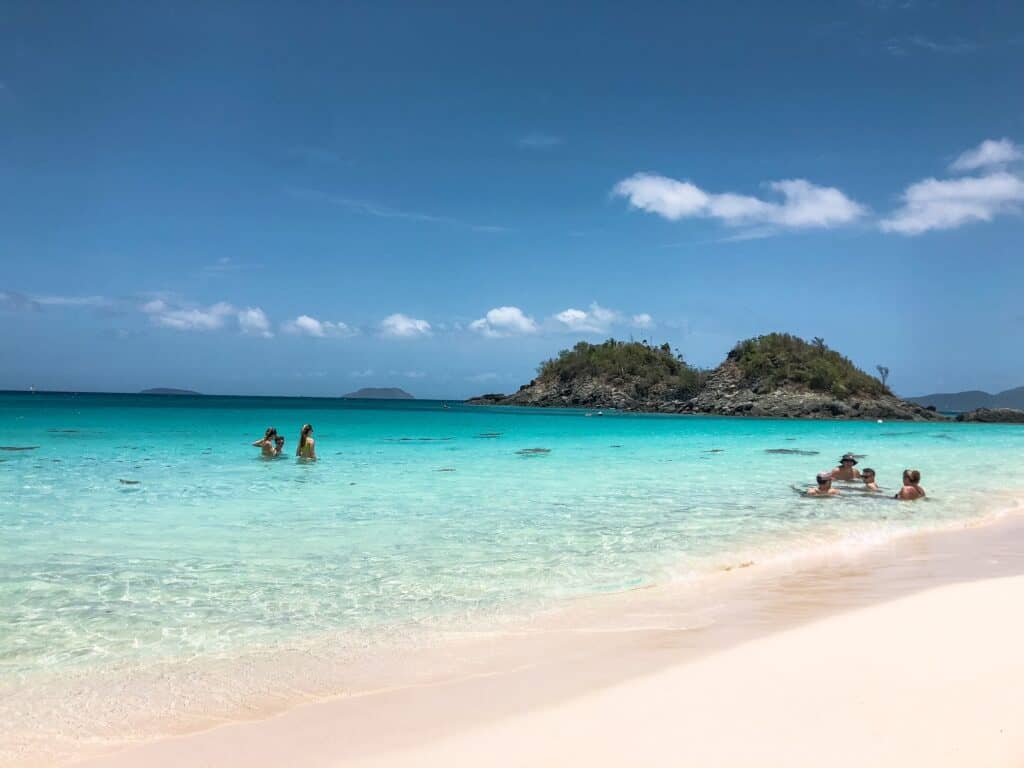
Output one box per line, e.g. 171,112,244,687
613,173,865,230
949,138,1022,172
380,313,431,338
553,302,620,334
142,300,236,331
880,171,1024,235
631,313,654,329
469,306,538,338
282,314,355,338
237,307,273,338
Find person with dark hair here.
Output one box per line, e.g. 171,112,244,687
895,469,926,500
252,427,278,457
831,453,861,481
296,423,316,460
806,472,840,496
861,468,881,492
273,435,285,456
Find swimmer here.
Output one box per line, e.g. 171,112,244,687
273,435,285,456
831,453,861,481
806,472,840,496
861,467,881,492
252,427,278,457
895,469,926,500
296,423,316,460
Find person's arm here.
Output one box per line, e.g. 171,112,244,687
307,437,316,459
252,439,266,447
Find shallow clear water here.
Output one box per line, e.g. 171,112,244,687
2,392,1024,684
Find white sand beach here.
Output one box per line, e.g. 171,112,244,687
71,517,1024,768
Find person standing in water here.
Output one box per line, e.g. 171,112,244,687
273,435,285,456
895,469,925,500
296,423,316,460
861,468,881,492
806,472,840,496
831,453,862,481
252,427,278,457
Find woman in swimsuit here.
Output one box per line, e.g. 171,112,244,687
895,469,925,500
296,423,316,460
252,427,278,457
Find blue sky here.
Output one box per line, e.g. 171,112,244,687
2,1,1023,398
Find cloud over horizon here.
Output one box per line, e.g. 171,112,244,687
380,313,432,338
281,314,355,338
469,306,538,337
613,173,866,232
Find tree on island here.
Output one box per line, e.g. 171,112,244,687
876,365,890,388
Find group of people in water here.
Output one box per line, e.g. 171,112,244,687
252,424,317,460
806,453,925,500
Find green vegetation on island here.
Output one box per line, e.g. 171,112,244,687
536,339,706,401
728,333,889,399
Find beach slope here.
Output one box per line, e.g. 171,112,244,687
77,576,1024,768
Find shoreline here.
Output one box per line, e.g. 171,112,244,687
54,502,1024,768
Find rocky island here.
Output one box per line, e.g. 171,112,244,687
467,334,942,421
955,408,1024,423
341,387,415,399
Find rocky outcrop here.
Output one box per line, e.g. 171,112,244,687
464,377,692,412
682,361,943,421
955,407,1024,423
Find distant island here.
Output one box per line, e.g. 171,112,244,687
140,388,201,395
341,387,415,400
909,385,1024,413
467,334,940,421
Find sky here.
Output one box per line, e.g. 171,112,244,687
1,0,1023,399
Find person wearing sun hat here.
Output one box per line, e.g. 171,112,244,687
830,453,862,481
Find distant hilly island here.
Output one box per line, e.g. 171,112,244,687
140,388,201,395
341,387,414,399
908,386,1024,413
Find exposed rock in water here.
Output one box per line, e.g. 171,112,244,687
0,446,39,451
516,447,551,456
955,408,1024,423
765,448,820,456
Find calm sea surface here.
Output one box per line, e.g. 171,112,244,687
2,392,1024,760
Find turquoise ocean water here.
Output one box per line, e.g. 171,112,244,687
3,392,1024,758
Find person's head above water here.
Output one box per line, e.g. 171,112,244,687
903,469,921,485
274,436,285,447
816,472,833,487
838,453,858,468
264,427,277,440
862,468,876,482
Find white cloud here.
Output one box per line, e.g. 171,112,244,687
238,307,273,338
880,171,1024,235
402,370,426,379
949,138,1022,172
631,313,654,329
34,295,110,308
282,314,356,338
350,369,375,378
380,313,431,338
613,173,865,231
469,306,538,338
142,300,236,331
553,302,620,334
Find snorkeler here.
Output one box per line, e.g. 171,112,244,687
252,427,278,457
895,469,926,500
806,472,840,496
861,468,881,492
296,423,316,460
831,453,862,481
